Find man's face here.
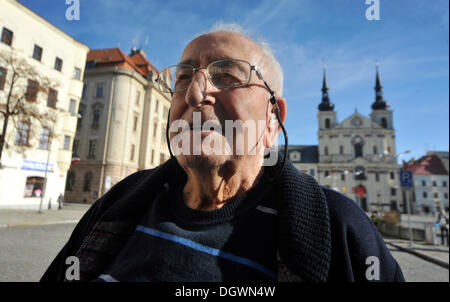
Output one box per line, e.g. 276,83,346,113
169,31,275,171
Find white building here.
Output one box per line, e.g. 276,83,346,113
0,0,89,209
404,153,449,214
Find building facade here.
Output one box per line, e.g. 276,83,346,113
404,153,449,214
64,48,171,204
287,65,405,213
0,0,89,209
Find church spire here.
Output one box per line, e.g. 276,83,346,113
371,62,388,110
319,64,334,111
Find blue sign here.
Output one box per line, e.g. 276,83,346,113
21,159,54,173
400,170,413,188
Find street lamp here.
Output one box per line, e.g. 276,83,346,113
38,112,81,213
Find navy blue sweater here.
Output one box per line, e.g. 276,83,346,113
41,158,404,282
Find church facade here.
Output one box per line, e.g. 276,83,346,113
288,66,404,213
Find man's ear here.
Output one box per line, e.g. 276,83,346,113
264,97,287,148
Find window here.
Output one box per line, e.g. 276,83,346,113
24,177,44,197
375,173,380,182
373,146,378,155
133,116,138,132
54,57,63,71
26,79,39,102
390,172,395,180
135,91,141,105
381,117,388,129
341,174,345,181
65,172,75,191
387,146,391,154
160,153,165,164
72,139,79,156
0,67,6,90
339,146,344,155
354,144,363,158
309,169,315,177
47,89,58,108
69,99,76,115
443,181,447,188
153,122,158,137
82,83,87,99
423,192,428,198
130,144,135,161
38,127,50,150
324,146,328,156
325,118,330,129
92,109,101,126
63,135,71,150
324,171,330,178
83,172,93,192
73,67,82,80
77,104,86,129
433,181,437,187
434,193,439,199
96,83,104,97
1,27,13,46
391,188,396,196
161,127,166,143
155,99,159,112
445,193,449,199
88,140,97,158
15,121,30,146
32,45,43,61
151,149,155,164
422,180,426,186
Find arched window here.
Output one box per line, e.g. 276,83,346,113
355,144,363,158
65,171,76,191
83,172,93,192
325,118,330,129
381,118,388,129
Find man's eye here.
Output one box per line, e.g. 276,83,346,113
212,73,242,86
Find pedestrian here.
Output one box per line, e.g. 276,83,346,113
57,193,64,210
437,209,449,246
41,24,404,282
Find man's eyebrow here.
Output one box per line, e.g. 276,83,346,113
179,59,199,66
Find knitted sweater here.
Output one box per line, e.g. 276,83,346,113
40,157,404,282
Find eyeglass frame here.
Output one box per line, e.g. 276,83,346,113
156,58,277,102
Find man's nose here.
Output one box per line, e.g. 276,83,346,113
185,69,215,108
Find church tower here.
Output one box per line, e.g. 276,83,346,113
370,63,393,129
317,65,336,130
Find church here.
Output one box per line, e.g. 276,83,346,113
288,65,403,213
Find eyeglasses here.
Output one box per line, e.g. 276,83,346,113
156,58,270,94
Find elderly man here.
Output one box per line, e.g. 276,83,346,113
41,27,404,282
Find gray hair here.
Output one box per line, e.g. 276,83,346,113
198,22,284,97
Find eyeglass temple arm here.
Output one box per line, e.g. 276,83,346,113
253,66,278,106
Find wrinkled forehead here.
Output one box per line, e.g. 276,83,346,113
180,31,265,67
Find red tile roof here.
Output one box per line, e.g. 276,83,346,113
86,48,158,77
404,154,448,175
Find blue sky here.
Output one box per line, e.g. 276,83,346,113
20,0,449,162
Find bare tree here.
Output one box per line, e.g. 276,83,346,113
0,48,60,167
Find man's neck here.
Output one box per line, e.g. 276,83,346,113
182,158,264,211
